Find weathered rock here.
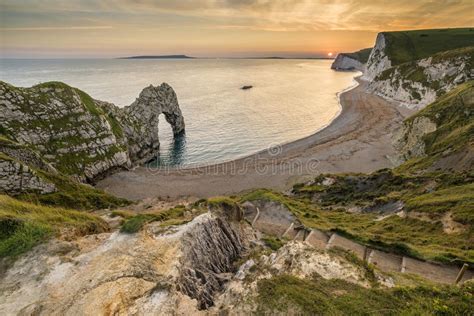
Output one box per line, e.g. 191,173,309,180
177,215,247,309
0,209,250,315
118,83,185,164
0,157,56,194
0,81,185,187
392,116,437,163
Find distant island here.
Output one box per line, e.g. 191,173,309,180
118,55,334,60
119,54,195,59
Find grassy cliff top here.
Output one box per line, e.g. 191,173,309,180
382,28,474,65
341,48,372,63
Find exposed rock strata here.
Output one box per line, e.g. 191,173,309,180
177,216,247,309
0,208,249,315
0,81,185,189
335,31,473,110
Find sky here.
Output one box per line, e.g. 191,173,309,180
1,0,473,58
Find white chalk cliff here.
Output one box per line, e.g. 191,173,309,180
339,32,474,109
331,54,365,72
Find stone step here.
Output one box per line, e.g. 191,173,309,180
293,229,306,241
401,257,474,284
325,234,366,260
281,222,298,239
304,229,330,250
367,249,403,273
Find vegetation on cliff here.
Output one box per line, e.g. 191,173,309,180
382,28,474,66
0,195,108,258
396,81,473,171
341,47,372,63
256,274,473,315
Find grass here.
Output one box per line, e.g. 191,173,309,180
405,183,474,224
375,47,473,102
241,174,473,263
328,246,377,286
342,47,372,63
17,169,130,210
0,195,108,258
256,274,474,315
397,81,474,172
0,141,130,211
262,236,286,251
207,196,239,209
75,88,104,116
120,205,187,233
382,28,474,66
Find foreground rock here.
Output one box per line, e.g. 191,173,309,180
0,81,185,191
0,207,250,315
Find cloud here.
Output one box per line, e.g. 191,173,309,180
1,0,472,32
1,26,113,31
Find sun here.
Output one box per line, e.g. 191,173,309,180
328,52,333,57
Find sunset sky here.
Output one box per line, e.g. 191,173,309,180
1,0,473,58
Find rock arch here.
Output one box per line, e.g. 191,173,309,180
125,83,185,164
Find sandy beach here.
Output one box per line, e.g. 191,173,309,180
96,78,413,200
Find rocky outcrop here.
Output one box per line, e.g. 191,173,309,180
331,54,365,72
392,116,437,164
358,28,474,109
368,48,473,109
177,215,247,309
0,206,250,315
0,81,185,185
331,48,372,72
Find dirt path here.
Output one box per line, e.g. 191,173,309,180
96,79,412,200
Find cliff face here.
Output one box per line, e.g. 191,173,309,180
331,54,365,72
331,48,372,72
368,47,473,109
392,81,473,171
364,33,392,81
362,28,474,109
0,81,185,188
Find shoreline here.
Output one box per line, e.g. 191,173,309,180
157,75,361,170
96,77,413,200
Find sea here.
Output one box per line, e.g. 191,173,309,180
0,58,357,167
